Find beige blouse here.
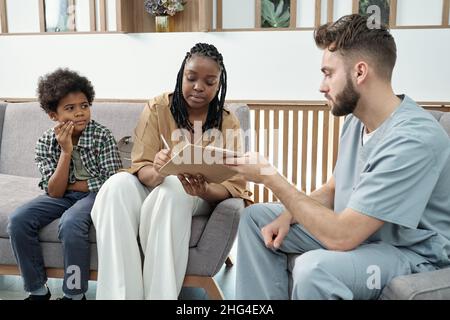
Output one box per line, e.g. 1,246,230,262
127,92,253,203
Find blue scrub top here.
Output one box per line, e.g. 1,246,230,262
334,95,450,268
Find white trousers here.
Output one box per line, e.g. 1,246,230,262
91,172,211,300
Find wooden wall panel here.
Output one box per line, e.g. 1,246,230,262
315,0,322,27
39,0,46,32
216,0,222,30
90,0,97,31
290,0,297,28
198,0,213,31
255,0,262,28
99,0,107,31
0,0,7,33
327,0,334,23
352,0,358,14
173,0,200,32
443,0,449,26
389,0,397,27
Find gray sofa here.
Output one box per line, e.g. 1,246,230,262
0,101,250,300
287,110,450,300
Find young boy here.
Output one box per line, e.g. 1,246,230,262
7,68,122,300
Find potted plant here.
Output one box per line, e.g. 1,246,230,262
144,0,186,32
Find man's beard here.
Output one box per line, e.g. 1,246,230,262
329,75,360,117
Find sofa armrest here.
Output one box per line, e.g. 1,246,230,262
186,198,244,276
380,267,450,300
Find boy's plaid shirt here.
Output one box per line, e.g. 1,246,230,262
35,120,123,193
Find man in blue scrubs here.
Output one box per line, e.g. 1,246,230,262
228,14,450,299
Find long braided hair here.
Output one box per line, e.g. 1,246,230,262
171,43,227,132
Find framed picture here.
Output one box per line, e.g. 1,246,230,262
359,0,390,26
44,0,76,32
261,0,291,28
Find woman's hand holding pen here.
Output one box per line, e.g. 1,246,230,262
153,149,171,176
178,174,209,198
153,134,172,176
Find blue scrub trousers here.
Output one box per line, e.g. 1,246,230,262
236,203,435,300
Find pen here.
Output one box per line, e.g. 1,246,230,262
160,134,170,150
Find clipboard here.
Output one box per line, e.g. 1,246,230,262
159,143,241,183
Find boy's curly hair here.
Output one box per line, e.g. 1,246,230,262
314,14,397,80
37,68,95,113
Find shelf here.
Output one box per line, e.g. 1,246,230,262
117,0,213,33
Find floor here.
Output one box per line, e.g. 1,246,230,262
0,244,237,300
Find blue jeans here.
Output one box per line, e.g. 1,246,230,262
7,191,95,295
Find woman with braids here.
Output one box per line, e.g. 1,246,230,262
91,43,251,300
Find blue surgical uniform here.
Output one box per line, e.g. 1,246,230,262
334,95,450,269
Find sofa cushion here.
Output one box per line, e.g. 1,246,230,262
380,267,450,300
226,104,251,152
0,102,7,152
430,110,450,136
0,103,50,177
0,237,99,270
0,102,145,178
0,173,99,243
0,174,42,239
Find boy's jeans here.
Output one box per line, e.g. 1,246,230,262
7,191,95,295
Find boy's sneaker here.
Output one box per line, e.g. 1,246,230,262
57,294,86,300
24,288,51,301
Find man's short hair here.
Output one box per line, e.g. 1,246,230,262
314,14,397,80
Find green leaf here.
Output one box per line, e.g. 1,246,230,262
261,0,276,25
275,0,284,17
279,10,290,23
261,0,290,28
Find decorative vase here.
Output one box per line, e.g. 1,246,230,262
155,15,170,32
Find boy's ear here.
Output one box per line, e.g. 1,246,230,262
48,112,58,121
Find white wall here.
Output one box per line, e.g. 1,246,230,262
222,0,255,29
0,29,449,101
75,0,91,32
296,0,315,28
333,0,353,22
397,0,443,26
5,0,40,33
106,0,117,32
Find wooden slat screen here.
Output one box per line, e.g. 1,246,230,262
245,102,449,203
248,103,343,202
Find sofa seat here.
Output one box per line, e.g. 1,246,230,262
0,173,42,239
0,172,208,246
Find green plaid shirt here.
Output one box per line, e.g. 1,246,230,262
35,120,123,193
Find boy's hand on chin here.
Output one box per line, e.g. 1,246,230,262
55,121,74,154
